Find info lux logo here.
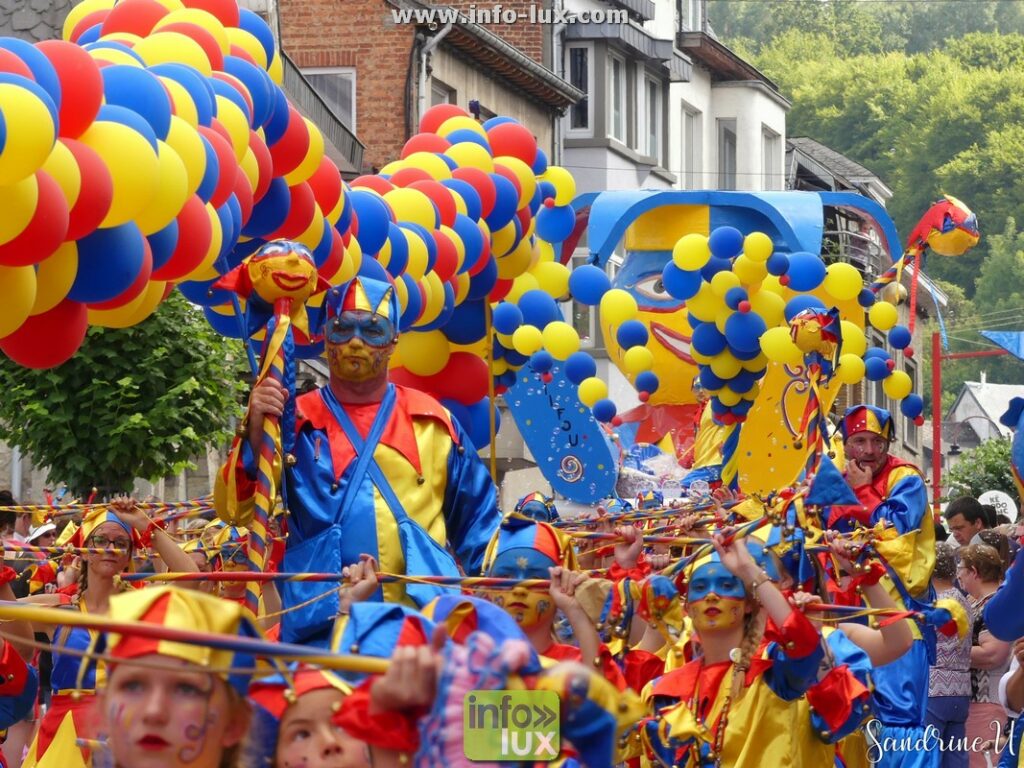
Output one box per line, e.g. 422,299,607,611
463,690,560,761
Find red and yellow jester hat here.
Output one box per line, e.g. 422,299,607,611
249,666,352,719
482,513,578,579
68,506,144,551
840,405,894,442
99,586,264,694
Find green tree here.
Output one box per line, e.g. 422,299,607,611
0,293,248,497
943,438,1017,503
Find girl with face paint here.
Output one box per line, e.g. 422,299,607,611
641,531,832,767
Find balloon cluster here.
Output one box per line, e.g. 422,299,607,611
0,0,339,369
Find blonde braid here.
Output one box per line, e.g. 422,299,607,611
73,561,89,608
730,605,766,699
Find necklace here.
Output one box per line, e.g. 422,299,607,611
687,662,736,767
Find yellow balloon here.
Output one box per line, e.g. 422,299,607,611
397,330,450,376
749,290,784,328
491,220,518,259
160,78,199,128
454,271,471,304
672,233,710,271
718,388,741,407
239,147,259,196
63,0,115,41
741,353,768,372
383,188,437,230
883,370,913,400
540,166,575,206
213,95,250,163
438,116,487,139
536,239,555,263
0,83,56,185
868,301,898,331
836,354,866,385
165,116,206,198
88,280,167,328
225,28,268,69
600,289,638,325
495,331,515,349
88,48,143,68
506,273,539,303
296,207,326,249
402,228,428,281
709,351,742,380
31,241,77,315
78,121,159,228
532,260,570,298
134,32,213,75
135,140,189,235
0,175,39,245
578,376,608,408
99,32,144,46
403,151,453,181
686,283,724,324
840,320,867,357
743,231,774,262
760,326,802,364
512,325,543,355
414,272,446,328
392,269,408,312
330,238,361,283
180,203,223,281
444,142,494,172
542,321,580,360
496,238,533,280
823,262,863,301
710,270,740,298
732,255,767,286
268,53,283,85
41,140,81,208
0,264,36,337
495,156,535,209
153,8,230,53
623,345,655,374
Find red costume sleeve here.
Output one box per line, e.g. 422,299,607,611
623,648,666,693
544,642,629,691
853,482,885,514
775,609,821,659
333,679,422,753
0,641,29,696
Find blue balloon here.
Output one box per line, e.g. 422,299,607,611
466,396,501,449
447,130,491,150
784,295,826,322
467,257,498,301
209,76,253,126
147,221,179,273
195,132,221,203
77,24,103,45
565,351,597,384
662,263,702,301
700,367,726,391
101,65,171,139
725,287,748,310
592,398,617,423
178,276,233,307
69,223,146,304
505,349,529,367
414,280,456,332
701,256,732,281
888,325,912,350
492,302,524,335
349,190,392,255
864,346,890,360
725,312,767,355
452,214,485,273
223,55,276,127
382,223,408,276
766,253,789,276
150,63,215,127
518,289,560,328
203,305,246,338
441,397,472,440
733,400,753,416
865,357,890,381
238,8,277,68
616,319,649,349
858,288,877,308
528,184,543,217
336,186,353,233
485,173,519,230
730,342,764,362
358,255,390,283
0,39,60,111
217,196,242,264
537,180,556,202
437,153,457,172
243,176,289,237
498,370,517,389
95,103,158,151
708,226,744,260
730,369,759,393
310,220,333,267
444,299,487,345
263,85,291,145
398,273,423,331
569,264,611,305
786,252,827,292
441,180,482,222
531,148,549,176
635,370,659,394
692,323,727,357
900,394,924,419
483,116,517,130
402,221,438,273
531,351,554,373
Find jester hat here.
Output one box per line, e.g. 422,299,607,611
482,513,578,578
324,275,400,329
679,535,779,600
330,602,435,682
636,489,664,510
68,506,144,552
97,586,263,694
249,665,352,719
206,524,249,566
840,405,894,442
514,491,560,523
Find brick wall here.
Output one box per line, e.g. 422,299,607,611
279,0,417,172
444,0,546,64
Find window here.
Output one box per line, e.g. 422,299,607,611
718,118,737,190
431,78,455,107
571,250,599,351
644,77,662,161
681,0,702,31
609,55,626,143
682,105,702,189
762,126,781,191
302,67,356,131
567,45,591,131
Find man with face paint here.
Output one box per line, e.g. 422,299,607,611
217,275,500,647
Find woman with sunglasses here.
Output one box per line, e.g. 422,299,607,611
23,497,198,768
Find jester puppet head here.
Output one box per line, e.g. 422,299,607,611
322,276,401,384
213,240,331,343
482,515,577,630
907,195,980,257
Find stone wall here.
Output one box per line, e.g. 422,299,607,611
0,0,71,42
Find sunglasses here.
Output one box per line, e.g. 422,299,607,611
219,546,250,566
90,535,132,551
326,311,395,348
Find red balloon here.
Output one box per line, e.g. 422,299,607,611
162,22,225,72
88,238,153,310
486,122,538,166
432,230,457,283
268,182,315,240
515,205,531,236
247,131,273,202
68,10,110,43
350,175,394,196
489,277,512,302
418,104,469,134
180,0,240,27
63,139,113,240
0,298,88,369
389,167,433,187
307,155,342,217
409,180,456,227
232,170,254,228
401,132,451,158
0,50,33,79
452,167,496,218
227,44,257,66
152,194,210,281
197,125,238,209
268,105,309,178
0,171,68,267
100,0,169,37
36,41,103,139
317,228,345,279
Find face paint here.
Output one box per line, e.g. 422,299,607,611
485,586,556,629
276,688,370,768
326,336,393,383
687,563,748,635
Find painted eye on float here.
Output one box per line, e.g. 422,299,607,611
632,274,669,301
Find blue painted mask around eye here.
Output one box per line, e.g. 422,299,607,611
488,547,555,581
686,562,747,602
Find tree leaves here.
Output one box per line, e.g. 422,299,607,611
944,438,1017,502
